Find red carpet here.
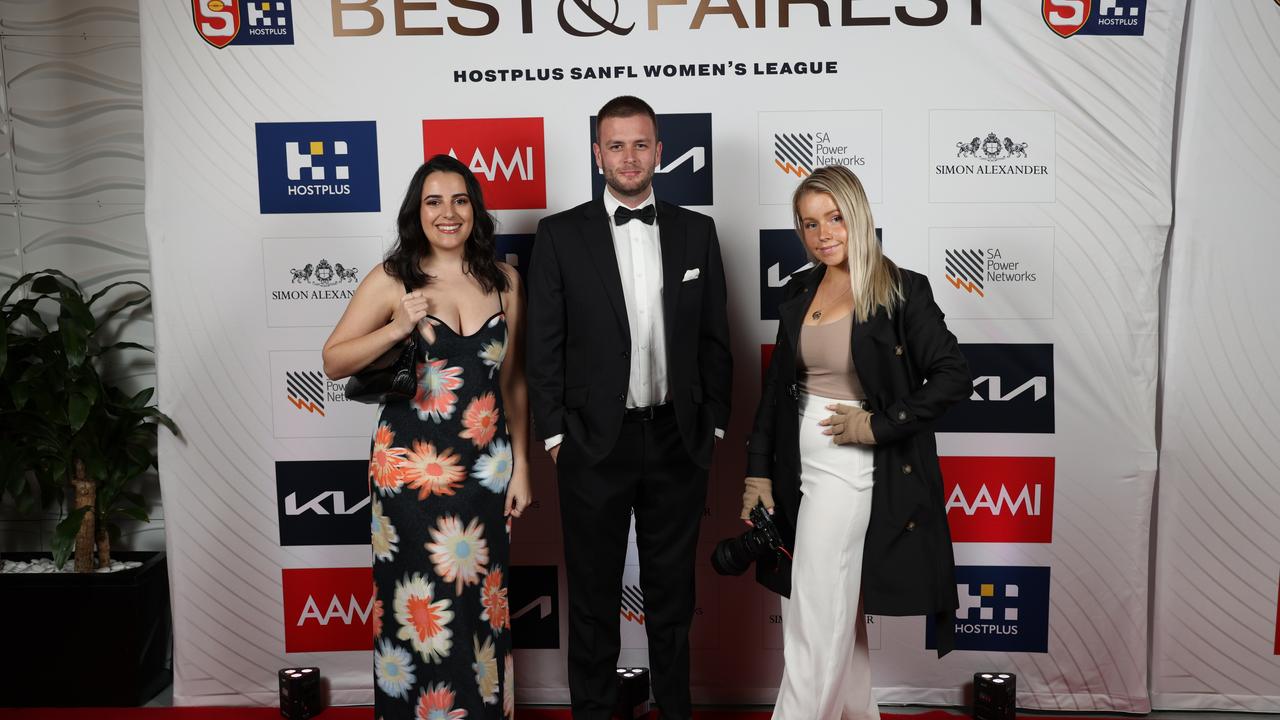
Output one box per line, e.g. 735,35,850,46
0,709,987,720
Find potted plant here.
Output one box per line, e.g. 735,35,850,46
0,269,178,706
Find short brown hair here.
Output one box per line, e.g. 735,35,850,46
595,95,659,139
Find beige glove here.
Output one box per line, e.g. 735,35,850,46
741,476,775,521
821,403,877,445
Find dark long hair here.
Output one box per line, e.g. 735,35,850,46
382,154,509,294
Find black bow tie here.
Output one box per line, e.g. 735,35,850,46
613,204,656,226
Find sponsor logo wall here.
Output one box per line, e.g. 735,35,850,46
147,0,1183,709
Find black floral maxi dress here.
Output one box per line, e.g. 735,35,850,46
368,305,514,720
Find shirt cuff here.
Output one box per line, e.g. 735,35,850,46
544,434,563,451
714,427,725,439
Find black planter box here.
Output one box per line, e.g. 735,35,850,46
0,551,172,707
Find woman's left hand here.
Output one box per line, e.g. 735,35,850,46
820,403,877,445
505,469,533,518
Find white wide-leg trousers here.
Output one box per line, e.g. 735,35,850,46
773,392,879,720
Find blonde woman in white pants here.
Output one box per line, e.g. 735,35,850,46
743,166,970,720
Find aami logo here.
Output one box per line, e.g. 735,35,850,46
937,344,1054,434
193,0,295,48
940,456,1055,543
759,228,880,320
589,113,713,206
496,234,534,283
621,583,645,625
510,565,559,650
276,460,371,546
422,118,545,210
927,565,1051,653
255,121,380,214
286,370,326,416
281,567,373,653
1044,0,1146,37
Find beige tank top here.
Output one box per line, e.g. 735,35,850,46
797,313,866,401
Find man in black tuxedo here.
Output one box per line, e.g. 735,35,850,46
526,95,732,720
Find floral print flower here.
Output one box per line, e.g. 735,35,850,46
372,596,384,638
369,423,407,496
472,438,513,494
427,515,489,595
473,634,499,704
502,653,515,718
458,392,501,449
371,498,399,562
477,333,507,378
394,573,454,664
415,683,467,720
414,356,464,423
402,441,466,499
480,566,509,633
374,637,416,701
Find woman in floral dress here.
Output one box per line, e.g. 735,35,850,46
323,154,531,719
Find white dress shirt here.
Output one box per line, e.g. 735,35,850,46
545,189,721,450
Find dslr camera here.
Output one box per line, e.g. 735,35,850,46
711,502,788,576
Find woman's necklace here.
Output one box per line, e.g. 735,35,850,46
810,281,852,321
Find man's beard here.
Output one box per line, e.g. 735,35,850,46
604,166,654,198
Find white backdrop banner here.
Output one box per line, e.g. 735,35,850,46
1152,0,1280,712
143,0,1184,710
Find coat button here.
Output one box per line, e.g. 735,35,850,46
895,345,904,356
617,393,625,401
905,520,916,531
621,350,630,358
902,464,913,475
897,410,908,421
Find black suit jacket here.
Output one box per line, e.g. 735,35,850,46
526,198,732,469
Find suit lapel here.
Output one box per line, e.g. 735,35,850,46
657,201,684,350
582,199,630,337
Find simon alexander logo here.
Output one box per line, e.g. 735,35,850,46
193,0,294,48
276,460,371,546
927,565,1051,653
1044,0,1147,37
255,121,381,214
589,112,713,206
423,118,545,210
282,567,373,653
937,344,1054,434
941,456,1055,543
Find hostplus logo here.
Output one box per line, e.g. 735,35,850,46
193,0,294,48
423,118,545,210
1043,0,1147,37
256,121,381,214
590,113,713,206
927,566,1051,653
941,456,1055,543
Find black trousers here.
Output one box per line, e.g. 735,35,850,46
556,411,707,720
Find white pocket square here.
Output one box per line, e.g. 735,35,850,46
682,268,701,282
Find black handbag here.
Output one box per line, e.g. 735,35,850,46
343,338,419,404
344,280,421,404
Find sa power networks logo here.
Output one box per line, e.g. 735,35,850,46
1044,0,1147,38
423,118,545,210
759,228,881,320
940,457,1055,543
930,111,1055,203
589,113,713,206
276,460,371,546
255,121,381,214
758,111,882,204
937,344,1054,434
282,567,373,653
927,566,1051,653
262,236,383,328
271,351,377,438
930,227,1054,319
193,0,294,48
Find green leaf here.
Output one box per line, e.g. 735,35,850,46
59,317,88,368
0,316,8,376
68,393,92,432
52,506,91,569
16,492,37,515
94,341,154,356
87,280,149,307
29,275,63,295
115,506,150,523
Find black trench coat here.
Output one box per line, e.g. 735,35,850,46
746,264,970,656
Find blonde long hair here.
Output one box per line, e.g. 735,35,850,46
792,166,902,322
